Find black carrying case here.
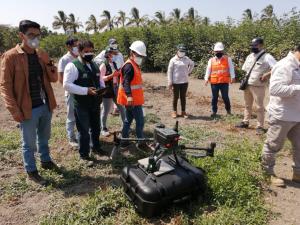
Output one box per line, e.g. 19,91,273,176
120,155,206,217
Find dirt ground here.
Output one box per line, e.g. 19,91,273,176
0,73,299,225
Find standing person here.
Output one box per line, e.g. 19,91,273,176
63,40,105,167
0,20,58,185
261,45,300,187
57,37,79,147
167,44,194,119
117,41,147,149
205,42,236,118
100,47,125,137
236,37,277,135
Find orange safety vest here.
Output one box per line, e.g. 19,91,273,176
209,56,231,84
117,59,144,106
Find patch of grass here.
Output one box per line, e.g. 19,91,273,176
0,129,20,153
144,113,161,124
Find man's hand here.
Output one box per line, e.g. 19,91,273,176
205,80,209,86
127,96,134,105
260,73,270,82
36,49,51,65
231,78,236,84
88,87,97,95
13,112,24,123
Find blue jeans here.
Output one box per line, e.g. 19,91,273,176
66,94,76,141
74,105,100,158
20,104,52,172
211,83,231,114
122,106,144,139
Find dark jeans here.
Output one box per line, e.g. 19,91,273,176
122,105,144,139
172,83,188,112
211,83,231,114
74,105,100,158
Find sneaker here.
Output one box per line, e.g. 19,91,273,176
80,157,94,167
292,173,300,183
235,121,249,128
92,147,105,155
41,161,60,172
210,113,217,118
101,128,110,137
112,108,120,116
26,171,47,186
226,110,232,115
256,127,267,135
270,175,285,187
69,139,79,148
181,111,189,119
171,111,177,118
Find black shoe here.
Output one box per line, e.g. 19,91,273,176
136,142,151,152
226,110,232,115
41,161,60,172
26,171,47,186
92,147,105,155
80,156,94,167
256,127,267,135
211,113,217,118
235,121,249,128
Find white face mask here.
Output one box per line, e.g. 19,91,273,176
177,51,185,58
27,37,40,49
134,56,143,66
71,47,79,56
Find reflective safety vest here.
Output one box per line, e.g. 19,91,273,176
209,56,231,84
117,59,144,106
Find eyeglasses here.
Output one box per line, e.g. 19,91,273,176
25,32,41,39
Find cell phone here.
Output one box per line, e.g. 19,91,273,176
96,87,109,95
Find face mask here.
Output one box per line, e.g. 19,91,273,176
134,56,143,66
177,52,185,58
82,53,94,62
251,47,260,54
215,52,224,58
110,44,118,50
27,37,40,49
72,47,79,56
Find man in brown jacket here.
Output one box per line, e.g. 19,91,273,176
0,20,58,185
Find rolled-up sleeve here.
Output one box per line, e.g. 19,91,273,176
63,63,88,95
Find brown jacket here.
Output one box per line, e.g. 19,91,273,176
0,44,57,122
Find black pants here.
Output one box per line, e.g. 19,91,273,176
211,83,231,113
172,83,188,112
74,105,100,158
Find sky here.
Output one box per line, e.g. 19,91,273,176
1,0,300,33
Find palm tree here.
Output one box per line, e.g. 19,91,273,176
99,10,114,31
202,17,210,26
68,13,82,33
170,8,181,23
185,7,201,24
115,10,127,27
261,4,274,20
243,9,253,21
128,7,148,27
52,10,68,33
85,14,98,33
154,11,167,25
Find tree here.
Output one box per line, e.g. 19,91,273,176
184,7,201,25
170,8,181,23
154,11,167,25
68,13,83,33
115,10,127,27
128,7,148,27
261,4,275,20
99,10,114,31
85,14,98,33
202,17,210,26
243,9,253,21
52,10,68,33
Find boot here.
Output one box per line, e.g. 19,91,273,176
270,175,285,187
27,171,47,186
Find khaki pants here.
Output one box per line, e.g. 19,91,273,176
262,115,300,175
243,85,266,128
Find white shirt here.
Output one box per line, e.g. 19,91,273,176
63,60,105,96
58,52,76,96
204,56,235,81
100,62,118,84
268,52,300,122
167,55,194,85
242,52,277,71
94,50,124,70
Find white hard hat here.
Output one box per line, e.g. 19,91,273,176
214,42,225,51
129,40,147,57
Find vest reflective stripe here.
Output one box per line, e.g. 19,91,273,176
119,84,143,90
210,56,231,84
117,59,145,106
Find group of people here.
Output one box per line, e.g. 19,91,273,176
0,19,300,188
